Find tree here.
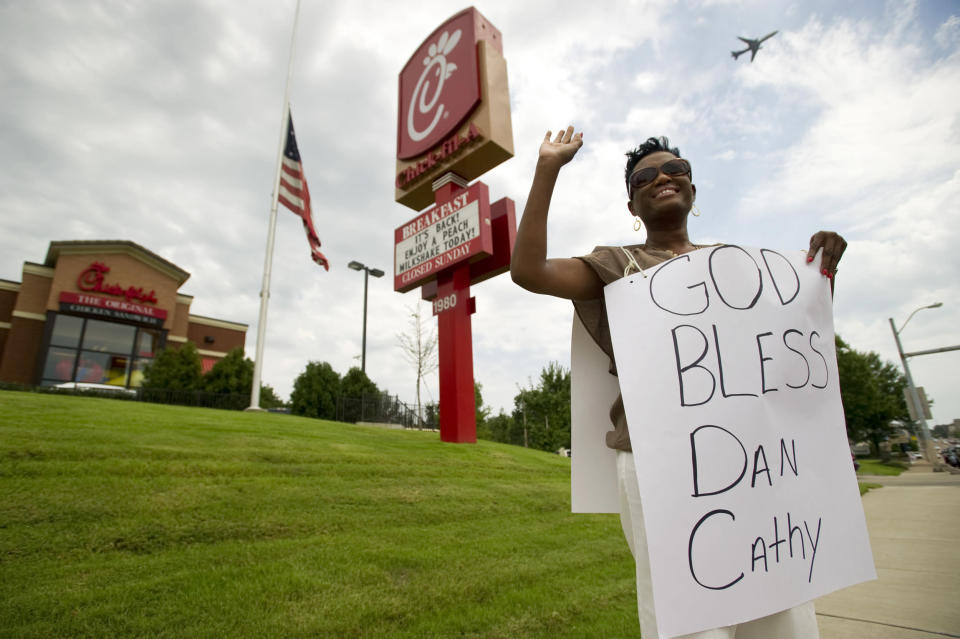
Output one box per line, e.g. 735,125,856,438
481,410,522,446
422,401,439,430
341,366,379,398
475,382,491,430
397,302,438,427
339,366,380,423
142,341,202,390
290,361,341,419
477,362,571,452
932,424,951,438
512,362,571,453
202,348,252,395
836,336,910,458
259,384,286,409
199,349,286,408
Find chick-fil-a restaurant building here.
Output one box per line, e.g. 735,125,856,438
0,240,247,389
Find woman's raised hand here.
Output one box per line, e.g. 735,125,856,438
511,124,603,300
539,125,583,167
807,230,847,279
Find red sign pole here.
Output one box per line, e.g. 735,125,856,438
433,180,477,443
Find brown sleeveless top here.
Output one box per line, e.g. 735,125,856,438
572,244,686,452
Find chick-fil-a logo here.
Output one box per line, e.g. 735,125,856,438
76,261,159,304
397,9,482,160
407,29,461,143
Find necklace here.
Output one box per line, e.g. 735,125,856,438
643,242,702,257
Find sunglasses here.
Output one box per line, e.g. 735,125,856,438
628,158,692,193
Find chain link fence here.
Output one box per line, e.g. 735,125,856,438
335,392,437,430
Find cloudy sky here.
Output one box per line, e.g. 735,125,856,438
2,0,958,426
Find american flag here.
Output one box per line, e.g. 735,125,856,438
278,110,328,269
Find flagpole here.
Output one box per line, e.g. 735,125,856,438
248,0,302,411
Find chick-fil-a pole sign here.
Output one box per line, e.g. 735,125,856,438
604,246,876,638
394,182,492,293
393,7,515,444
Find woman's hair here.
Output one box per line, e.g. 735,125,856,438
624,136,683,193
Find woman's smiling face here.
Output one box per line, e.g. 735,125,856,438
627,151,696,226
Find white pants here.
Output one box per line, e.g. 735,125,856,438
616,451,819,639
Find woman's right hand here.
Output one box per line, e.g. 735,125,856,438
539,125,583,167
512,124,602,300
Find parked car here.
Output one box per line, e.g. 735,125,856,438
944,448,960,468
851,442,871,456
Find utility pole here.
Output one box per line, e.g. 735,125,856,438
889,317,938,469
888,302,960,472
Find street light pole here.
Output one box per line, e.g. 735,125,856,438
889,303,943,470
361,268,369,372
348,260,384,374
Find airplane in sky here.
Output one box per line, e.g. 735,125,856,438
731,31,778,62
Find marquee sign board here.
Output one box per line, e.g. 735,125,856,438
418,195,517,302
395,7,513,211
394,181,492,293
58,291,167,328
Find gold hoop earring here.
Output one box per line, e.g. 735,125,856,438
691,204,702,217
633,217,642,231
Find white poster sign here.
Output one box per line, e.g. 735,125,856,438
604,245,876,638
570,312,620,514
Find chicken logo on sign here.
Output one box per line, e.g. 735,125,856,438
407,29,462,143
397,10,482,160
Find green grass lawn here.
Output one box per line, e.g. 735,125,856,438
858,482,882,496
856,458,908,476
0,391,638,639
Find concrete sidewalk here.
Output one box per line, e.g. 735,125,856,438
815,461,960,638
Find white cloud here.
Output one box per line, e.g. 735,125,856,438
736,15,960,220
632,71,662,93
2,0,959,426
935,15,960,49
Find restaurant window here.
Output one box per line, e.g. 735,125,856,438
39,315,161,388
42,346,78,382
50,314,83,348
130,328,160,387
82,319,136,355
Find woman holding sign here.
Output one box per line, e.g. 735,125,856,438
511,126,846,638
